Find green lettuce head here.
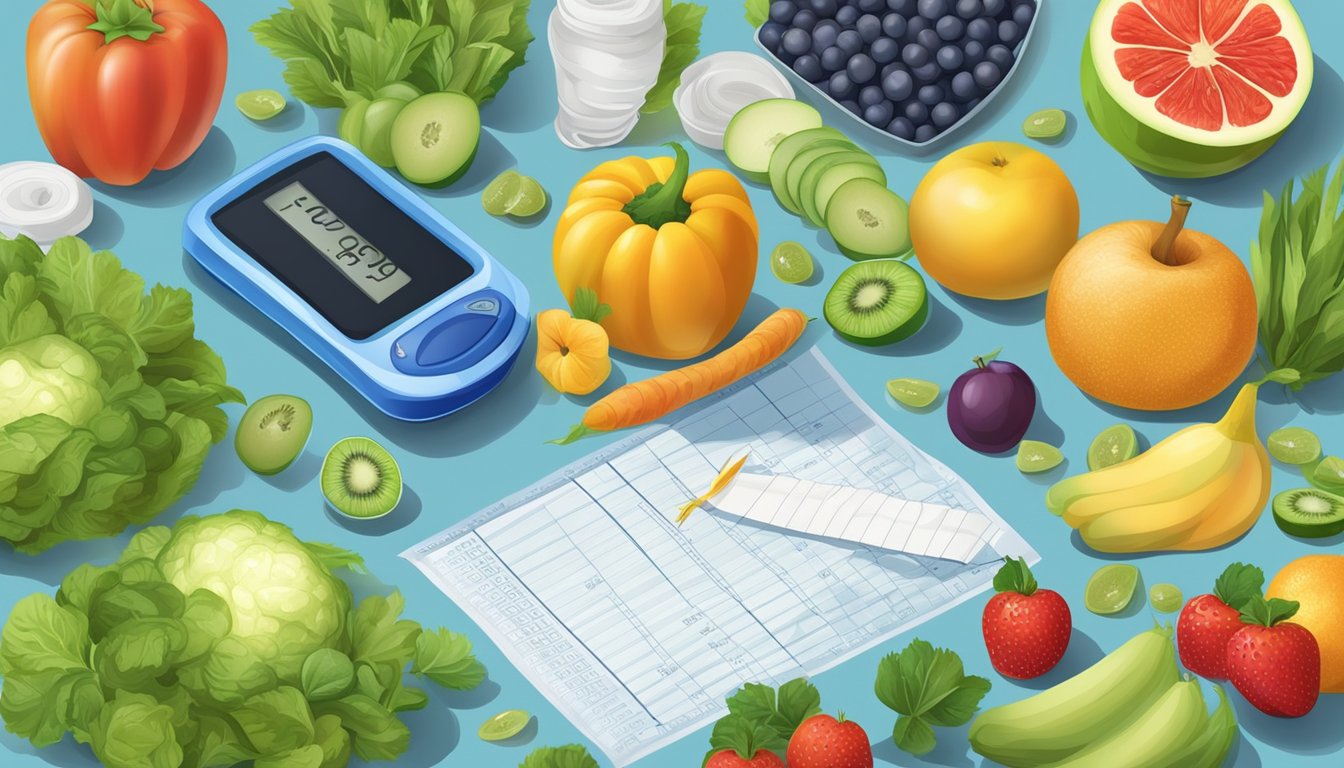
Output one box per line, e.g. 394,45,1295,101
0,234,242,553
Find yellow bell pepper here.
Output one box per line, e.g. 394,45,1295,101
553,143,759,360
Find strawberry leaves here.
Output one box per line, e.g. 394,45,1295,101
1239,595,1301,627
875,639,991,756
1213,562,1265,609
702,678,820,766
992,556,1038,596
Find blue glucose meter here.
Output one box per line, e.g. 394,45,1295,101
184,136,529,422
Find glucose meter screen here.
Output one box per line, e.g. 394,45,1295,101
264,182,409,304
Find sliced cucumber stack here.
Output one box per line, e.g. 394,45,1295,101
826,178,912,261
767,127,848,213
723,98,822,178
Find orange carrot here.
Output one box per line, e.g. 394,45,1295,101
552,309,809,444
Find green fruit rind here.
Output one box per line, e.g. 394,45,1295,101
1046,679,1207,768
1080,37,1287,178
1149,686,1237,768
969,626,1179,767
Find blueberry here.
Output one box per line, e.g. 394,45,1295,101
931,101,960,128
904,100,930,124
886,116,916,140
1013,2,1035,26
811,21,840,52
915,123,938,142
782,28,813,56
917,29,941,50
859,0,886,11
882,68,915,100
860,85,886,107
973,60,1003,89
821,45,848,71
998,20,1022,46
881,62,904,81
950,70,978,99
871,37,901,64
936,44,964,70
955,0,983,18
808,0,839,16
836,5,860,25
918,83,945,105
829,71,857,98
913,61,942,82
966,17,994,42
936,16,964,41
965,96,982,111
917,0,949,19
793,9,819,30
836,29,863,55
840,99,864,116
856,14,882,43
760,22,786,51
987,43,1014,69
905,15,931,38
882,13,907,39
793,54,824,81
848,53,878,83
901,44,929,67
962,39,986,66
982,0,1005,14
864,101,895,126
769,1,797,25
887,0,914,13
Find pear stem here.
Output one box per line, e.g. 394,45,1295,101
1151,196,1192,266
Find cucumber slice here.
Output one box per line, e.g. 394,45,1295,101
801,153,882,227
391,92,481,187
785,142,856,221
825,178,912,261
767,127,848,214
723,98,822,177
812,161,887,229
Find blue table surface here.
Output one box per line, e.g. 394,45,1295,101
1,1,1341,766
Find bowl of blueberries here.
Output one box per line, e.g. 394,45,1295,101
757,0,1041,148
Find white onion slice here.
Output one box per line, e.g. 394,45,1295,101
674,52,794,150
0,162,93,249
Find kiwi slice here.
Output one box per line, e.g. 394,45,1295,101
1272,487,1344,538
824,260,929,346
235,395,313,475
321,437,403,519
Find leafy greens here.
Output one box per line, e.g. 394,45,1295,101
0,235,242,553
520,744,600,768
0,510,486,767
642,1,708,114
745,0,769,27
1254,159,1344,387
250,0,535,108
874,638,991,756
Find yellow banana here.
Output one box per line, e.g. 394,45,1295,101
1049,383,1272,554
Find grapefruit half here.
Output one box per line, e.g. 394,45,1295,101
1081,0,1312,178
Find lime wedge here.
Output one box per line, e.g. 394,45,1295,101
1149,583,1183,613
887,378,940,409
1310,455,1344,494
482,171,522,217
236,89,287,121
1268,427,1321,465
771,241,814,284
1022,108,1067,140
1087,424,1139,470
507,175,548,217
1085,564,1140,615
478,709,531,742
1016,440,1063,473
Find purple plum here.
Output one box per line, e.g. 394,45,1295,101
947,351,1036,453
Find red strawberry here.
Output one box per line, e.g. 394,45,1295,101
786,713,873,768
1178,562,1264,680
705,748,784,768
981,556,1070,679
1226,595,1321,718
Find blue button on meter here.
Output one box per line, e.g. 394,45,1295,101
183,136,529,421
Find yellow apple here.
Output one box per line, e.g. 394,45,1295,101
910,142,1080,300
